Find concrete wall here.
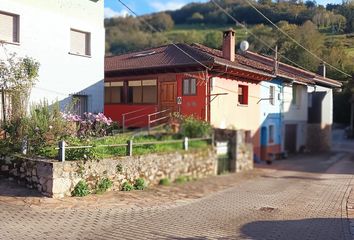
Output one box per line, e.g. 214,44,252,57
210,77,261,156
0,148,218,198
0,0,105,113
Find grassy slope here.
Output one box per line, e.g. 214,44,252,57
168,24,354,58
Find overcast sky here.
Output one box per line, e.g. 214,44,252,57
104,0,343,18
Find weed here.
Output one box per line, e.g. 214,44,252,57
96,178,113,194
72,180,90,197
159,178,171,186
122,182,134,191
175,176,189,184
134,178,146,190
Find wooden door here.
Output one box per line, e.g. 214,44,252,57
160,81,177,112
285,124,297,153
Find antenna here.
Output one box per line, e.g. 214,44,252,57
240,40,249,52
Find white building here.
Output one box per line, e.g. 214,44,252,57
0,0,105,116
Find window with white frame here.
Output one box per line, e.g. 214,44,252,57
269,86,275,105
70,29,91,56
183,78,197,96
0,11,19,43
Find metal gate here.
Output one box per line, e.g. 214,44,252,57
216,141,231,174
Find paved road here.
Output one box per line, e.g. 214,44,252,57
0,153,353,240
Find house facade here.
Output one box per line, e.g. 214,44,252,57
104,29,341,161
0,0,105,117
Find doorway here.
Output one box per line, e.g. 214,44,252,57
285,124,297,153
159,81,177,112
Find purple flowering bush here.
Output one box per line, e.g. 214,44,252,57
62,112,113,138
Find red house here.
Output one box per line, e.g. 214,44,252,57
104,29,273,134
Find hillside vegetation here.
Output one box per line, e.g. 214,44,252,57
105,0,354,123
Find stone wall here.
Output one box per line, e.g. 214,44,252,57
0,148,217,198
214,129,254,173
0,156,54,197
306,124,332,152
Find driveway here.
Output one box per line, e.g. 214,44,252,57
0,152,353,240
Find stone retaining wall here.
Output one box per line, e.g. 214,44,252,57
214,129,254,172
306,124,332,152
0,148,217,198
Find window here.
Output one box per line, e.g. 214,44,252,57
269,125,274,144
70,29,91,56
128,80,142,104
105,82,124,104
238,85,248,105
0,12,19,43
72,95,88,116
183,78,197,96
269,86,275,105
292,84,301,106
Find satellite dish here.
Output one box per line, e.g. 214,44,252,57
240,40,249,52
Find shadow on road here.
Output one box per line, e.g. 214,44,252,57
240,218,352,240
0,177,42,197
256,152,354,175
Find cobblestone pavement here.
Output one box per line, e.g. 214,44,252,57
0,153,353,240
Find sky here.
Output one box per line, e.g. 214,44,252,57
104,0,343,18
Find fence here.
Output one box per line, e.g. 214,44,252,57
57,136,214,162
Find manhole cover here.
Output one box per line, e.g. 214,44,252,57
259,207,276,212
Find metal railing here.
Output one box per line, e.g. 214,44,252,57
57,136,213,162
147,109,170,133
122,106,157,132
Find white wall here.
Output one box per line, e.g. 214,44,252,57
308,85,333,126
283,83,308,122
0,0,105,113
282,83,308,152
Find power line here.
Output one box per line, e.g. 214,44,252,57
210,0,319,74
243,0,352,78
117,0,212,71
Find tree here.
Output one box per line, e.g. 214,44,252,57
0,48,40,122
187,12,205,24
204,31,223,49
146,13,174,32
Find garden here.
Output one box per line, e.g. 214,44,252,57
0,102,213,161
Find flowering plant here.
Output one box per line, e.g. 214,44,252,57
62,112,113,138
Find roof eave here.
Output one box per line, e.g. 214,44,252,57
213,60,275,79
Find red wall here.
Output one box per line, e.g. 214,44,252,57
104,104,157,127
176,73,207,120
104,72,209,128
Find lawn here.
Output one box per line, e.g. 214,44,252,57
40,133,211,160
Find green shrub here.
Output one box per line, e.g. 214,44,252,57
175,176,189,184
159,178,171,186
180,116,211,138
72,180,90,197
96,178,113,194
134,178,146,190
122,182,134,191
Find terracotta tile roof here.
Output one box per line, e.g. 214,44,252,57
105,44,214,72
105,42,342,88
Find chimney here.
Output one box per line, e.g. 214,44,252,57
318,62,326,78
222,28,236,62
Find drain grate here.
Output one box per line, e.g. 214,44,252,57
259,207,276,212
